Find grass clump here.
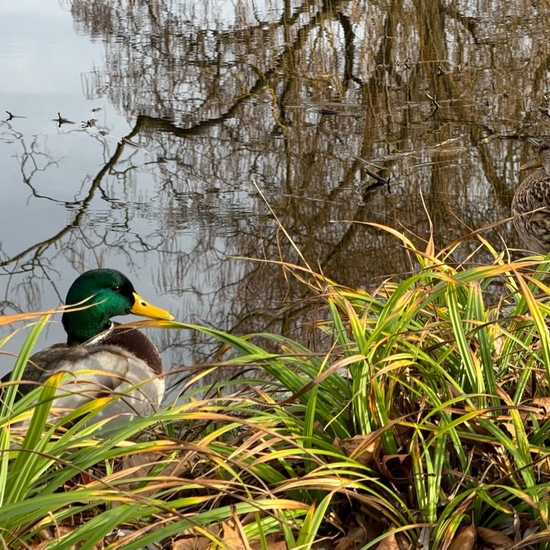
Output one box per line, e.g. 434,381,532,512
2,230,550,548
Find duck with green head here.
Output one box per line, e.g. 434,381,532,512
13,268,175,423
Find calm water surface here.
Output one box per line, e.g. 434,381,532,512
0,0,548,388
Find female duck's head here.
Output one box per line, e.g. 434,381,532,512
520,141,550,173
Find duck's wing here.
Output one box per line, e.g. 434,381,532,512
512,172,550,253
22,344,164,421
523,212,550,253
523,181,550,253
94,327,163,376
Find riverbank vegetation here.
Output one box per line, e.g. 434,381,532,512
2,228,550,549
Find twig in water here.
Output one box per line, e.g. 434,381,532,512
426,93,440,120
52,113,75,127
361,166,391,199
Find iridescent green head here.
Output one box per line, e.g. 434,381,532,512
61,269,174,345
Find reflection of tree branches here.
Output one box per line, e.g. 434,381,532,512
74,0,358,132
1,123,62,204
0,135,127,269
58,0,550,371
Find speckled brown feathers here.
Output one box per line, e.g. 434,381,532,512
512,142,550,254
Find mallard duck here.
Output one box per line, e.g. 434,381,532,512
512,141,550,254
9,269,175,423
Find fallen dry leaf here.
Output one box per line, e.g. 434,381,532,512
250,539,287,550
29,525,98,550
221,519,249,549
447,525,476,550
334,435,379,467
375,532,400,550
477,526,514,549
173,525,221,550
334,526,368,550
535,451,550,474
172,536,212,550
530,396,550,420
114,451,193,498
379,454,412,485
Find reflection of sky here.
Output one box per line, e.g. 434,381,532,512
0,1,121,255
0,1,123,376
179,0,281,28
0,1,104,103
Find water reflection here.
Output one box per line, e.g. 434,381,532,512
1,0,549,387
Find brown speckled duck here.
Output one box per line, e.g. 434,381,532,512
512,142,550,254
10,269,175,423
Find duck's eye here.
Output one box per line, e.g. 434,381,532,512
112,285,121,292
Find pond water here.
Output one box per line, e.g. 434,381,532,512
0,0,547,388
